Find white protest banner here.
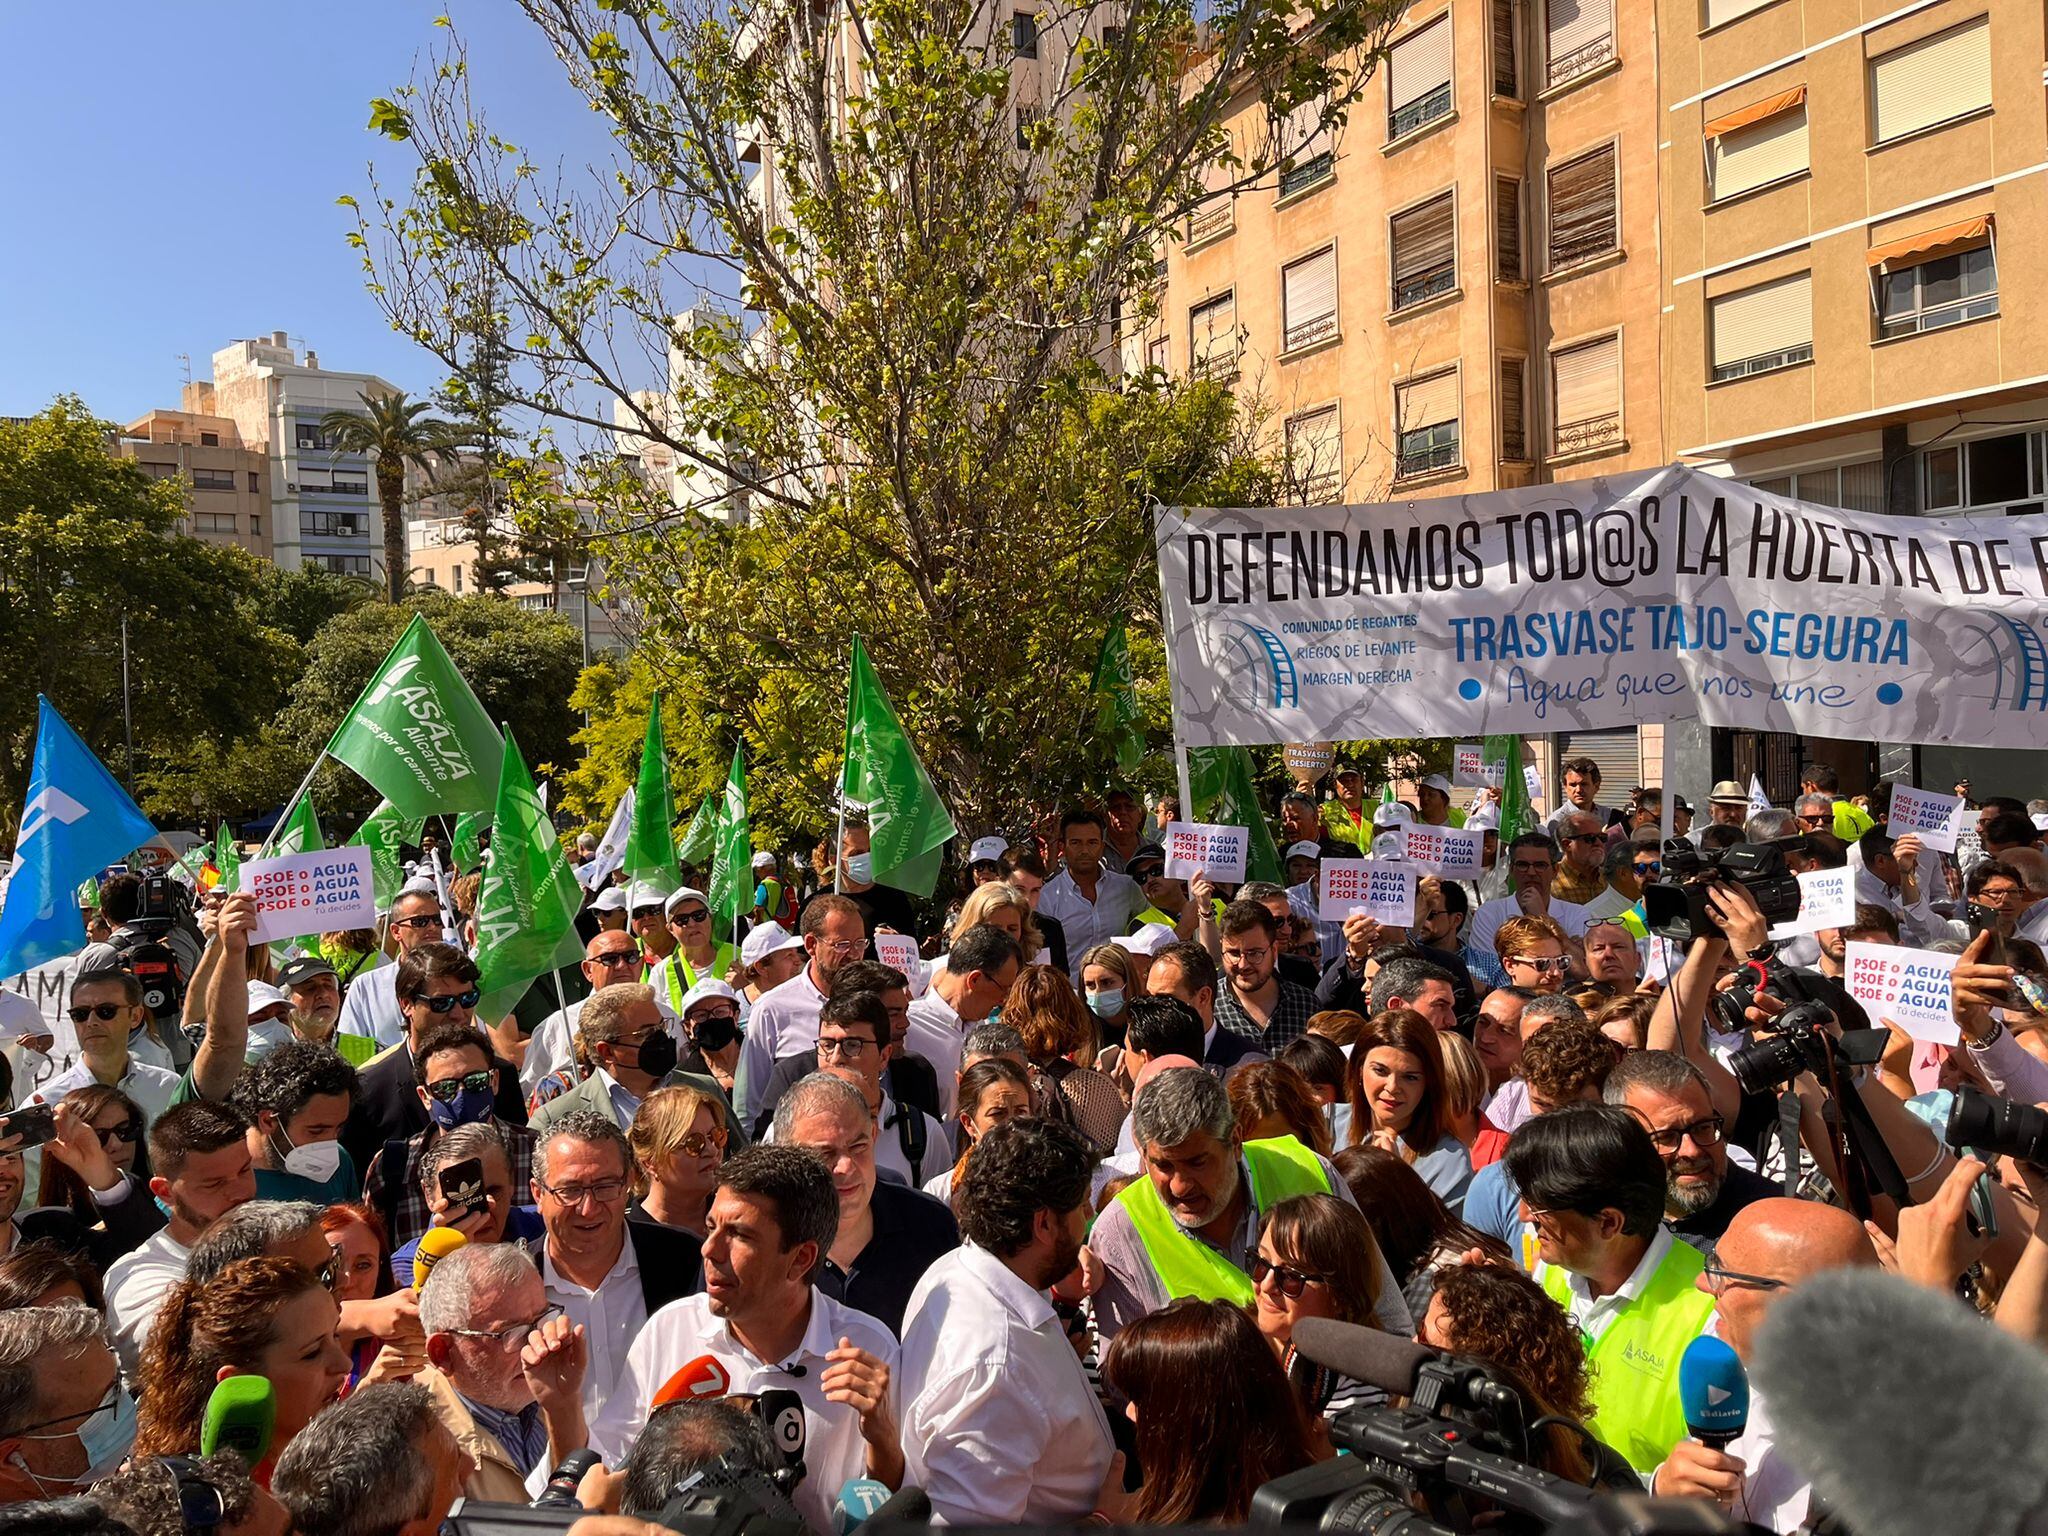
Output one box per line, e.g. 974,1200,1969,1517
1524,763,1544,808
1772,866,1855,938
242,847,378,945
1844,941,1958,1044
1163,821,1249,883
873,932,921,977
1319,860,1416,926
2,957,82,1078
1748,775,1772,815
1645,935,1681,984
1155,469,2048,751
1402,823,1485,879
1887,784,1966,853
1453,742,1486,787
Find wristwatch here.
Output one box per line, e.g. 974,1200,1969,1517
1745,940,1776,962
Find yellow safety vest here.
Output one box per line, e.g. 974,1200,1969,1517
1116,1137,1333,1305
661,943,735,1013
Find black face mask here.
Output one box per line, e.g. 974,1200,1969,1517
691,1012,741,1053
631,1029,680,1079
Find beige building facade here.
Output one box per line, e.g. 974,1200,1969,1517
114,409,273,561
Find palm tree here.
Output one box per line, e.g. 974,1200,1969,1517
319,391,464,602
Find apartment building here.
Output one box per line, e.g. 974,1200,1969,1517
113,409,273,561
1657,0,2048,799
408,512,629,657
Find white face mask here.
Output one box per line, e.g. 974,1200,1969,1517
11,1381,137,1493
273,1127,346,1184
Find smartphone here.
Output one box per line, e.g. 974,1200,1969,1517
0,1104,58,1152
437,1156,488,1217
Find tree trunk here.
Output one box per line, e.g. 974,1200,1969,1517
379,458,408,602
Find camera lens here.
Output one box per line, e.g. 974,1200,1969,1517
1946,1085,2048,1169
1728,1031,1807,1097
1323,1484,1456,1535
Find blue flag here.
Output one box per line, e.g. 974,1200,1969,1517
0,698,159,973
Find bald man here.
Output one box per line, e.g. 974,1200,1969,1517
1651,1198,1876,1531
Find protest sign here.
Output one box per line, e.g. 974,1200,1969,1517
1402,823,1485,879
1769,865,1855,939
873,932,921,976
1453,742,1488,787
1319,860,1416,926
1523,763,1544,808
1844,941,1958,1044
1645,936,1681,984
1163,821,1250,883
2,956,82,1076
242,847,377,946
1282,743,1334,784
1887,785,1966,853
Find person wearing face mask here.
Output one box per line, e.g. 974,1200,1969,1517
673,982,753,1142
521,929,681,1103
0,1303,137,1501
803,819,918,940
227,1041,361,1203
363,1021,537,1253
1079,943,1135,1045
533,985,743,1146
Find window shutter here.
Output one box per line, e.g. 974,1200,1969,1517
1547,144,1617,270
1839,461,1885,513
1391,193,1457,305
1871,19,1991,144
1707,106,1808,200
1398,369,1460,430
1191,155,1235,240
1191,291,1237,372
1709,272,1813,371
1391,18,1454,113
1552,334,1621,446
1546,0,1614,83
1282,247,1339,351
1499,356,1527,459
1493,0,1519,96
1496,175,1523,281
1287,406,1342,501
1703,0,1772,27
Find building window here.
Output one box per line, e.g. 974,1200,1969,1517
1277,99,1334,199
1705,90,1808,201
1704,0,1774,28
1546,143,1617,271
1189,154,1234,243
247,471,260,492
454,565,464,593
1874,229,1997,338
1190,290,1239,378
200,431,220,447
301,511,367,538
1870,18,1991,146
1499,356,1528,460
250,515,261,536
294,424,328,451
1388,17,1453,140
1545,0,1614,89
1390,192,1456,311
193,512,238,535
1281,245,1338,352
1285,405,1343,502
519,592,557,612
1550,332,1623,458
332,474,370,496
1783,462,1885,513
1147,334,1170,374
140,461,180,480
1496,175,1523,282
1493,0,1520,97
313,554,371,578
191,468,238,492
1921,431,2040,513
1012,11,1039,58
1394,369,1461,479
1709,271,1814,381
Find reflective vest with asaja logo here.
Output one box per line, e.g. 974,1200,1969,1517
1116,1135,1333,1305
1538,1236,1715,1476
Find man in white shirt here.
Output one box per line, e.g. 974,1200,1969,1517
765,999,949,1189
736,896,867,1126
901,926,1020,1119
34,969,180,1128
1036,810,1144,983
1650,1198,1876,1531
609,1144,901,1534
1543,756,1619,838
103,1100,257,1376
521,930,667,1097
1465,834,1593,989
337,885,451,1048
898,1117,1114,1525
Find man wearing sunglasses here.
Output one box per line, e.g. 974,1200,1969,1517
333,883,452,1050
33,968,180,1127
1649,1197,1875,1526
1464,835,1594,991
648,886,737,1020
520,929,680,1102
530,984,743,1147
1606,1051,1774,1258
1551,812,1611,907
628,880,679,964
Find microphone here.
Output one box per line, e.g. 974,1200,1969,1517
1753,1267,2048,1536
412,1226,468,1287
1677,1335,1749,1452
651,1354,732,1409
757,1385,807,1476
532,1449,602,1507
1291,1316,1434,1394
200,1375,276,1464
847,1485,929,1529
832,1477,892,1534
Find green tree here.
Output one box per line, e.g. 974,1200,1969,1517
319,391,466,602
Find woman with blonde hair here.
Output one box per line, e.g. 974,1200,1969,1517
951,881,1042,965
627,1083,729,1238
1077,942,1136,1049
1433,1029,1500,1159
1001,965,1126,1150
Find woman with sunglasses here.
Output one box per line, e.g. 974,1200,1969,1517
1250,1192,1389,1418
136,1255,351,1480
1495,915,1578,996
1345,1009,1473,1207
36,1083,152,1222
626,1084,728,1238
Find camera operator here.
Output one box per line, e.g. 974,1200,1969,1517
79,873,201,1063
1648,1197,1874,1531
617,1398,783,1518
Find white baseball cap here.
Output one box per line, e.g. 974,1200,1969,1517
626,881,669,912
245,981,291,1018
679,978,740,1015
1283,840,1322,862
664,885,711,917
2034,814,2048,832
592,885,630,913
969,836,1009,865
752,851,777,871
1465,804,1501,832
0,993,51,1046
1373,801,1415,829
741,922,805,969
1419,774,1453,797
1113,922,1178,958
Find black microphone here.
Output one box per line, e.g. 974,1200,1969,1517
757,1386,807,1476
1291,1315,1435,1393
1753,1267,2048,1536
859,1485,931,1526
532,1449,601,1507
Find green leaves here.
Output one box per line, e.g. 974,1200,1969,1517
368,98,413,141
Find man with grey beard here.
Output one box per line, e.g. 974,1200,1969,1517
1605,1050,1774,1260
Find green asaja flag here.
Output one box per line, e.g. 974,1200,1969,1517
451,810,488,873
1187,745,1283,885
675,794,719,867
840,637,956,898
347,799,424,909
707,743,750,931
1483,735,1533,844
214,822,242,895
261,793,324,859
623,692,679,895
324,613,502,819
473,729,585,1019
1087,616,1145,773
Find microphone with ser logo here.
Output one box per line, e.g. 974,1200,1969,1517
411,1225,469,1287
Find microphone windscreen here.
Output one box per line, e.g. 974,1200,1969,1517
200,1374,276,1464
1677,1335,1749,1444
863,1485,932,1525
1753,1268,2048,1536
651,1354,732,1409
413,1226,468,1286
832,1477,892,1534
1292,1316,1435,1394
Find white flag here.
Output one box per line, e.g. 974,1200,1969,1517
1748,775,1771,816
584,786,636,890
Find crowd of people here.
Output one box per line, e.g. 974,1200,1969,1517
4,752,2048,1536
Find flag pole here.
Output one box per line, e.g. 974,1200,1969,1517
835,636,854,896
1149,502,1197,816
267,752,326,857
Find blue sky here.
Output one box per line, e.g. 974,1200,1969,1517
0,2,638,422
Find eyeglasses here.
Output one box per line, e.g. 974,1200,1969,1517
590,949,643,969
1701,1264,1789,1295
392,914,445,932
1508,955,1571,973
630,905,666,921
414,989,482,1014
537,1176,629,1208
95,1118,144,1148
424,1069,495,1103
1225,947,1272,965
161,1455,228,1532
67,1003,125,1024
446,1302,566,1349
674,1128,730,1158
1509,860,1554,874
13,1381,118,1436
691,1010,741,1031
817,1035,879,1060
315,1246,342,1293
1250,1254,1327,1299
1798,814,1831,828
671,908,711,925
1978,886,2024,903
816,939,864,958
1641,1115,1725,1153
